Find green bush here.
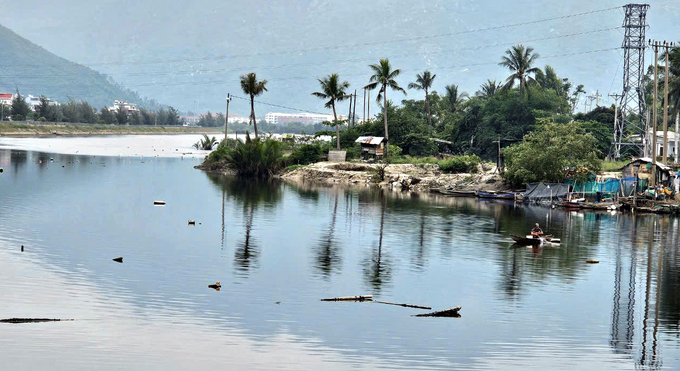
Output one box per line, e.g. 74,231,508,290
344,143,361,160
438,155,482,174
287,143,326,165
223,135,285,178
37,117,47,122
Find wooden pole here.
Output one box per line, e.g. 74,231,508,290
321,295,373,302
676,111,679,164
663,45,670,165
348,93,352,126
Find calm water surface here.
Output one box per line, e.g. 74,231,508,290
1,147,680,371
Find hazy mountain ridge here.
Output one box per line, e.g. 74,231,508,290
0,24,160,110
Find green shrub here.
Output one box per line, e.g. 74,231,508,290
438,155,482,174
287,143,325,165
344,144,361,160
224,135,284,178
37,117,47,122
193,134,218,150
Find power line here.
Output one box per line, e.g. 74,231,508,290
3,27,621,80
230,95,326,116
75,6,622,67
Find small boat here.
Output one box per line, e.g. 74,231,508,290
511,234,543,246
511,234,560,246
477,191,515,200
436,188,477,197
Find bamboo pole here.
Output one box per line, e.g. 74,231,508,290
414,306,462,317
321,295,373,302
373,301,431,310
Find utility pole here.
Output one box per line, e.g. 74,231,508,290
651,41,659,188
348,93,352,126
367,89,370,121
224,93,232,143
610,93,624,159
594,90,601,108
363,88,366,124
586,95,596,113
353,90,357,126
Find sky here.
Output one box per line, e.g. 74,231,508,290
0,0,678,116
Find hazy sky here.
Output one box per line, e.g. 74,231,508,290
1,0,678,115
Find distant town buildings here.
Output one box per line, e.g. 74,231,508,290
265,112,344,125
0,93,13,106
109,100,139,114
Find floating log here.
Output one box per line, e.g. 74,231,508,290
321,295,373,302
1,318,73,323
586,260,599,264
414,306,462,317
208,282,221,290
21,245,24,252
373,301,431,310
112,257,123,263
188,220,196,225
153,200,166,206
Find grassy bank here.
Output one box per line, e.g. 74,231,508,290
0,123,222,136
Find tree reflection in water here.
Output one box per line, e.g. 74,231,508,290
314,191,342,279
363,190,392,293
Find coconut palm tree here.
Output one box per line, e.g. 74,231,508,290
499,45,540,96
240,73,268,138
408,70,436,126
312,74,351,150
444,84,469,113
476,79,502,98
364,58,406,158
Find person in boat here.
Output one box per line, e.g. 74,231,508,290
530,223,543,238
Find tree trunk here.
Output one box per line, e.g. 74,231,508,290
250,95,258,138
425,87,432,126
383,85,389,159
332,101,340,150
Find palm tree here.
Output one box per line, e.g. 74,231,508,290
240,73,268,138
365,58,406,158
444,84,468,113
408,70,436,126
476,79,502,98
499,45,540,96
312,74,351,149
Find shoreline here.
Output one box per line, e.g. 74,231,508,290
0,123,221,137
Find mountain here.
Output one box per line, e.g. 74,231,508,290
0,24,160,110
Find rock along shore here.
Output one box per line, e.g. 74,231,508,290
279,162,509,193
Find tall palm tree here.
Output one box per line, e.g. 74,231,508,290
365,58,406,158
476,79,502,98
499,45,540,96
312,74,351,150
444,84,468,113
240,73,268,138
408,70,436,126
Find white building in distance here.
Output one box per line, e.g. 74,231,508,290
265,112,345,125
109,100,139,114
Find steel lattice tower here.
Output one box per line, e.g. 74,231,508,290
613,4,650,159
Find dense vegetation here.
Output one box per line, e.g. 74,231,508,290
7,90,183,125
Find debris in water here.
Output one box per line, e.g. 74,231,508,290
113,257,123,263
154,200,166,206
21,245,24,252
414,306,462,318
321,295,373,302
373,301,431,310
0,167,3,173
188,220,196,226
275,301,281,305
208,282,221,290
1,318,74,323
586,260,599,264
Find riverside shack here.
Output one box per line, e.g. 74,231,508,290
355,136,386,160
620,158,672,186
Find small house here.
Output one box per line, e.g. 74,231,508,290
355,136,386,160
620,157,672,186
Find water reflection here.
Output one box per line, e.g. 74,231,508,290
362,190,392,293
4,150,680,370
314,191,342,279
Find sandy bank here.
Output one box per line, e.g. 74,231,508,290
280,162,508,193
0,123,220,137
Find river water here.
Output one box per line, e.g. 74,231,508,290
1,138,680,371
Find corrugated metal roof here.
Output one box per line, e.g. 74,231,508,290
355,136,385,145
623,157,672,171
